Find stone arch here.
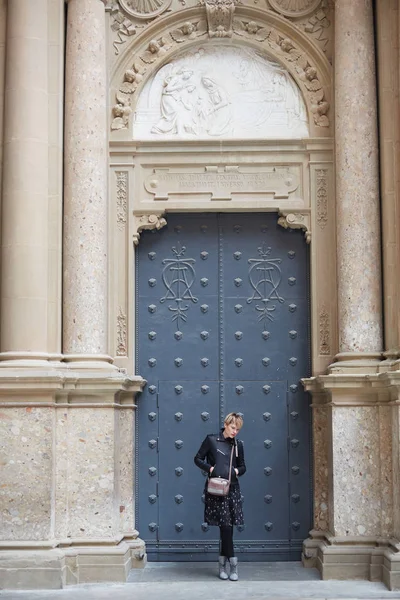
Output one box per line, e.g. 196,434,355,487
109,6,332,138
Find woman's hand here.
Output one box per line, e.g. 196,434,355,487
209,466,214,474
234,468,239,476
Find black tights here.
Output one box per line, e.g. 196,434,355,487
219,525,234,559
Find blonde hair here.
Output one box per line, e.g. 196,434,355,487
224,412,243,429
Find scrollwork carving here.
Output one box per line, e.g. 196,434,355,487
200,0,237,38
133,214,167,245
277,211,311,243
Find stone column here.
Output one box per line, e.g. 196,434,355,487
0,0,6,207
376,0,400,359
334,0,382,360
0,0,49,359
64,0,110,364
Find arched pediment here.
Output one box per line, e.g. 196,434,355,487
110,6,332,138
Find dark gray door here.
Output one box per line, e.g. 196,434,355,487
136,213,311,561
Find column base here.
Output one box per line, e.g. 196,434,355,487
0,538,147,590
328,352,383,374
0,353,119,372
303,533,400,589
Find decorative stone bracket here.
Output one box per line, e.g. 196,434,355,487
201,0,237,38
133,213,167,245
278,211,311,243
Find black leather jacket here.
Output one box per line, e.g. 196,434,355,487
194,431,246,485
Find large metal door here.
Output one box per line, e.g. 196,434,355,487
136,213,311,561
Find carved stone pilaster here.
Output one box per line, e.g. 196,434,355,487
277,211,311,243
133,214,167,245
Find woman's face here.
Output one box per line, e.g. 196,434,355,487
224,420,240,438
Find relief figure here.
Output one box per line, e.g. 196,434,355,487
201,77,232,136
151,70,196,135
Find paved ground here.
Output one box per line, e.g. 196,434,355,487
1,562,400,600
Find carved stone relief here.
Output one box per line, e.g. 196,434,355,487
232,24,329,127
300,2,332,60
111,25,330,133
318,307,330,355
120,0,172,19
133,214,167,245
117,307,128,356
277,211,311,243
116,171,128,230
316,168,328,229
133,45,309,139
110,8,144,55
267,0,321,18
200,0,237,38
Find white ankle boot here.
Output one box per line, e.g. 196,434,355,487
229,557,238,581
218,556,229,580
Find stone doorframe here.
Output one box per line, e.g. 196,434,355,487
107,1,337,581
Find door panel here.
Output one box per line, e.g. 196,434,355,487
136,213,311,561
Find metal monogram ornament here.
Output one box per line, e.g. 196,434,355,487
247,243,284,326
160,243,198,327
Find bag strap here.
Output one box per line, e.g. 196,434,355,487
228,444,234,485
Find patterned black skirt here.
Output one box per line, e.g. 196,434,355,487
204,483,244,527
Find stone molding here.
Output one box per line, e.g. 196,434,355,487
109,6,332,137
0,539,146,589
278,211,311,243
132,213,167,245
0,369,146,405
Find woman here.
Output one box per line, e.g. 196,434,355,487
194,413,246,581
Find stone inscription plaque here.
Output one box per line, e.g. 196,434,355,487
144,166,300,201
